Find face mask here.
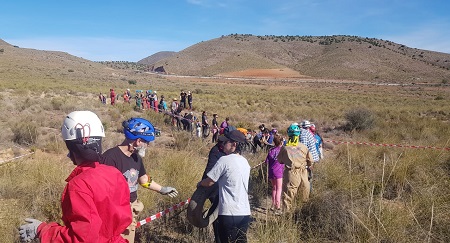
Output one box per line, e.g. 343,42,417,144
137,146,146,157
132,144,147,157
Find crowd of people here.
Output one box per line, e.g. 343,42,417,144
18,87,327,242
195,120,325,241
18,107,325,242
249,121,325,214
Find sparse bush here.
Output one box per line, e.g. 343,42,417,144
128,80,137,85
51,97,65,110
12,121,38,145
68,69,74,72
344,108,375,131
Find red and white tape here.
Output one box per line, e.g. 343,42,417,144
326,140,450,151
136,198,191,228
0,151,35,164
0,144,35,165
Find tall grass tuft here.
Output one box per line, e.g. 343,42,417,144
11,121,38,145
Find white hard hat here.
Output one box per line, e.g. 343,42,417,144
62,111,105,140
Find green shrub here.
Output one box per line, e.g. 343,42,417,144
344,108,375,131
128,80,137,85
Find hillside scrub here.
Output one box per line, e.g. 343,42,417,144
1,69,450,242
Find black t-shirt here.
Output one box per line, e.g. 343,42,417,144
180,93,187,102
185,114,193,121
202,114,208,126
101,146,146,202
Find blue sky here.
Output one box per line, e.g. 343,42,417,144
2,0,449,61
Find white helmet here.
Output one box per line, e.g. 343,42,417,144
301,120,311,128
62,111,105,141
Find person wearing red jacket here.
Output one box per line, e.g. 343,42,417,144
19,111,132,242
110,88,116,105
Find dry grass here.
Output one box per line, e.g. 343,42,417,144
1,40,450,242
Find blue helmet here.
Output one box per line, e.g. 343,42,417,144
287,123,301,137
122,118,155,142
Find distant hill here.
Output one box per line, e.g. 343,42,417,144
152,34,450,83
0,39,125,83
95,52,177,71
1,35,450,84
137,51,177,65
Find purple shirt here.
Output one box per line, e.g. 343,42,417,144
265,146,284,179
220,121,228,129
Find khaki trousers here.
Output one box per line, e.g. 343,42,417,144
282,167,310,211
121,199,144,243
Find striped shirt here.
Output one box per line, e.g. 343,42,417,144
300,128,319,162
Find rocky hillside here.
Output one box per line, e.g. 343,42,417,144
152,34,450,83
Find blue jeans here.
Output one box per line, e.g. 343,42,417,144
218,215,250,243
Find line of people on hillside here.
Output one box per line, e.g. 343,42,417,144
98,88,194,112
99,88,203,137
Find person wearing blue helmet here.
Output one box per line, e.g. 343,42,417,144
101,117,178,243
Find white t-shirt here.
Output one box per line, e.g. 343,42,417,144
207,153,251,216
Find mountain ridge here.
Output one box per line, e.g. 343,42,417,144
2,35,450,83
150,34,450,83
